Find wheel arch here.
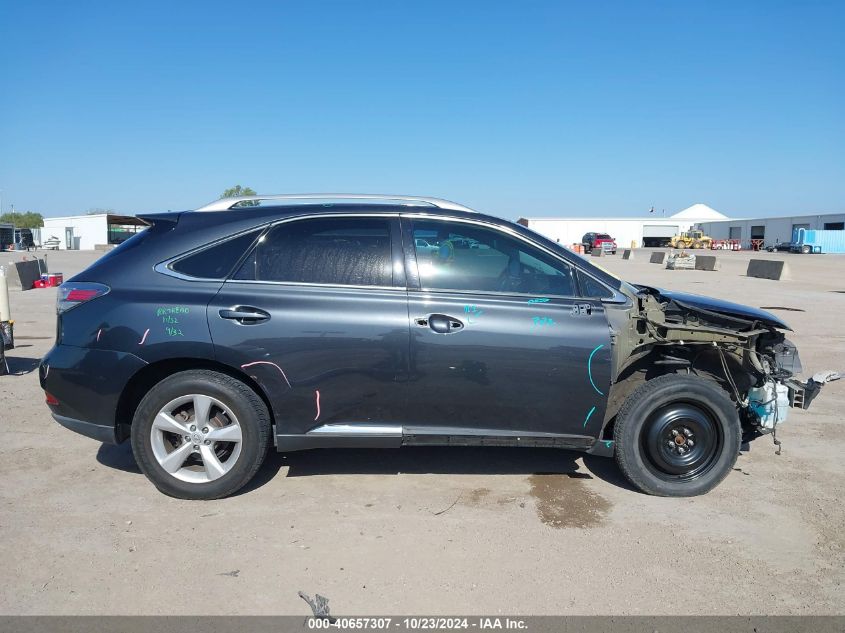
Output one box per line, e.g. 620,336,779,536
114,358,274,442
600,346,747,442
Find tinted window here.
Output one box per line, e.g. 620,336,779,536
577,270,613,298
172,230,261,279
235,217,392,286
412,219,575,295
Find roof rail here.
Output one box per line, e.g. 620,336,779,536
195,193,476,213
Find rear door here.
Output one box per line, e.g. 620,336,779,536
207,214,411,436
402,216,613,440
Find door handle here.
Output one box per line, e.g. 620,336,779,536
419,314,464,334
219,307,270,324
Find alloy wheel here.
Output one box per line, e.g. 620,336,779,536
149,394,243,483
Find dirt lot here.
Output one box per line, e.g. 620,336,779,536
1,247,843,615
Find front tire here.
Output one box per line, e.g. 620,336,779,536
131,370,271,499
613,374,740,497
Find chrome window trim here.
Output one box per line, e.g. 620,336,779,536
401,212,628,304
156,210,628,304
225,279,408,292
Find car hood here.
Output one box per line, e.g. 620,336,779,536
639,286,791,330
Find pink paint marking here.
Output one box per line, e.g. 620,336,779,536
138,328,150,345
96,329,102,342
240,361,292,388
314,390,321,421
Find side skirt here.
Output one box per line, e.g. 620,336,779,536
275,423,606,454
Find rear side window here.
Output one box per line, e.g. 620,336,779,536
234,217,393,287
171,230,261,279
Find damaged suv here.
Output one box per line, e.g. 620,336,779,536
41,194,835,499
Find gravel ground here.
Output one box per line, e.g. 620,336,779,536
0,247,843,615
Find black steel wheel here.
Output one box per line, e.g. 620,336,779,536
640,403,722,482
614,374,740,496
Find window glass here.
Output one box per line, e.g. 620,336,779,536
234,218,392,286
411,219,575,295
577,270,613,298
172,230,260,279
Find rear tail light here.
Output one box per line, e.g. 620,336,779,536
57,282,110,314
45,392,59,405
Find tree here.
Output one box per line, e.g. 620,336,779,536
0,211,44,228
220,185,259,207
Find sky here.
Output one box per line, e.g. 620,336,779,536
0,1,843,220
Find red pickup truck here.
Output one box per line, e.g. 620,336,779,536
581,232,617,254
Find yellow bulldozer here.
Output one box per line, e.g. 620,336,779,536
669,229,713,249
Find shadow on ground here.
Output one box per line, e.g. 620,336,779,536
2,356,41,375
96,442,636,495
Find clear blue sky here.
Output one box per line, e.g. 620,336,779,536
1,1,842,219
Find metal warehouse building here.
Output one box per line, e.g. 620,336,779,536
695,212,845,246
40,213,147,250
517,204,730,248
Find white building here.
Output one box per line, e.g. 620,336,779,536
695,212,845,246
518,204,730,248
40,213,147,250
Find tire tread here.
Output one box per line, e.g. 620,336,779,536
614,373,741,497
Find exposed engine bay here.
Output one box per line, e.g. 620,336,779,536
610,285,840,450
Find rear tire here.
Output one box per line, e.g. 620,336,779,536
614,374,740,497
131,370,271,499
801,245,811,254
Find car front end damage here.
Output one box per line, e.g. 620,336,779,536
611,285,839,452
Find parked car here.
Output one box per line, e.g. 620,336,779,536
765,240,795,253
42,194,833,499
581,232,617,254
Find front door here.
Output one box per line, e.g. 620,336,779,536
402,217,612,439
208,215,410,437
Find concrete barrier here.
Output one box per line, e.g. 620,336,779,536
694,255,720,271
747,259,790,280
649,251,666,264
590,249,604,257
622,249,633,260
5,259,48,290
